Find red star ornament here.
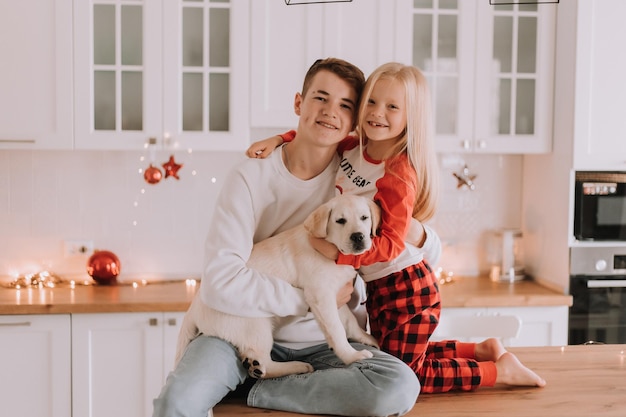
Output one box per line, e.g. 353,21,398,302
162,155,183,180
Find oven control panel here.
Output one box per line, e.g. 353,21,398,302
570,246,626,276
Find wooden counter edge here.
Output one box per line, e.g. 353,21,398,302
0,302,191,315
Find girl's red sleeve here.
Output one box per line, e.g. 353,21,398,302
279,130,297,142
337,155,417,269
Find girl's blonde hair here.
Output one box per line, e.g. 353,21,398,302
357,62,439,222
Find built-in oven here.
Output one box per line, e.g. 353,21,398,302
574,171,626,241
569,246,626,344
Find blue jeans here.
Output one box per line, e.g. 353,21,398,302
153,335,419,417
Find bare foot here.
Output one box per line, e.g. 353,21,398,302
495,352,546,387
475,338,507,361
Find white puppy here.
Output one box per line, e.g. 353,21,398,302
175,194,381,379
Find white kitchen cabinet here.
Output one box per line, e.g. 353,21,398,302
249,0,408,130
400,0,556,154
0,0,73,150
431,306,568,347
572,0,626,170
72,312,184,417
74,0,249,151
0,314,72,417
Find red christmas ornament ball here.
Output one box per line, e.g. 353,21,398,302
87,250,121,285
144,164,163,185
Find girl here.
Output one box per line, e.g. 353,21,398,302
248,62,545,392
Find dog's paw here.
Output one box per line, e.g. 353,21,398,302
242,357,266,379
298,362,315,374
338,348,374,364
353,349,374,361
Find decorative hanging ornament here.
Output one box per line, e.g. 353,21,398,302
143,137,163,185
87,250,121,285
453,164,477,191
162,155,183,180
144,164,163,185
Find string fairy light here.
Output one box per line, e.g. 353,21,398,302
131,137,196,227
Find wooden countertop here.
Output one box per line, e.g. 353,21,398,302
0,280,198,314
438,276,573,308
412,344,626,417
214,344,626,417
0,276,570,315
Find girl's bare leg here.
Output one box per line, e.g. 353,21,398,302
474,338,507,361
495,352,546,387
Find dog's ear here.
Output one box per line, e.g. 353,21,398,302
304,201,332,238
368,200,382,237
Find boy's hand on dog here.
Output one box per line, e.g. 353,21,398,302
308,235,339,260
309,235,348,307
337,281,353,308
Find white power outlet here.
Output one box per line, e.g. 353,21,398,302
64,240,94,257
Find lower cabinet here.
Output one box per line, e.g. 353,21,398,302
431,306,569,347
0,314,72,417
72,312,184,417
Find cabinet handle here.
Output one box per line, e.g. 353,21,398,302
461,140,470,149
478,140,487,149
0,139,36,144
149,318,158,326
167,318,177,326
0,321,32,327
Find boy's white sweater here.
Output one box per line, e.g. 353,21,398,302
200,146,364,348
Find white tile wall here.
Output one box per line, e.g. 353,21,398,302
433,154,523,276
0,150,523,282
0,149,245,282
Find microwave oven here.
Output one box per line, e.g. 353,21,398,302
574,171,626,241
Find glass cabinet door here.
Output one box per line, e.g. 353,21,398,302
179,1,229,133
410,0,475,151
74,0,249,150
163,0,249,151
474,1,554,153
409,0,555,153
92,2,144,132
75,0,162,149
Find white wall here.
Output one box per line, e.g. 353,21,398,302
434,154,523,276
0,149,523,283
520,1,577,295
0,149,244,282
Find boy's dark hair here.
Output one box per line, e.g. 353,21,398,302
301,58,365,101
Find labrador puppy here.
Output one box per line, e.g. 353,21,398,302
175,194,381,379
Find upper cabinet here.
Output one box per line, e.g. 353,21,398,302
249,0,556,155
401,0,556,153
249,0,409,130
74,0,250,151
572,0,626,170
0,0,560,154
0,0,73,150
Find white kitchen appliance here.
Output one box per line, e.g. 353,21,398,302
489,228,526,283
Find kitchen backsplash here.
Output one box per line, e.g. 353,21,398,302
0,150,522,282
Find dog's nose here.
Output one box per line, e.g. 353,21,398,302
350,232,365,243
